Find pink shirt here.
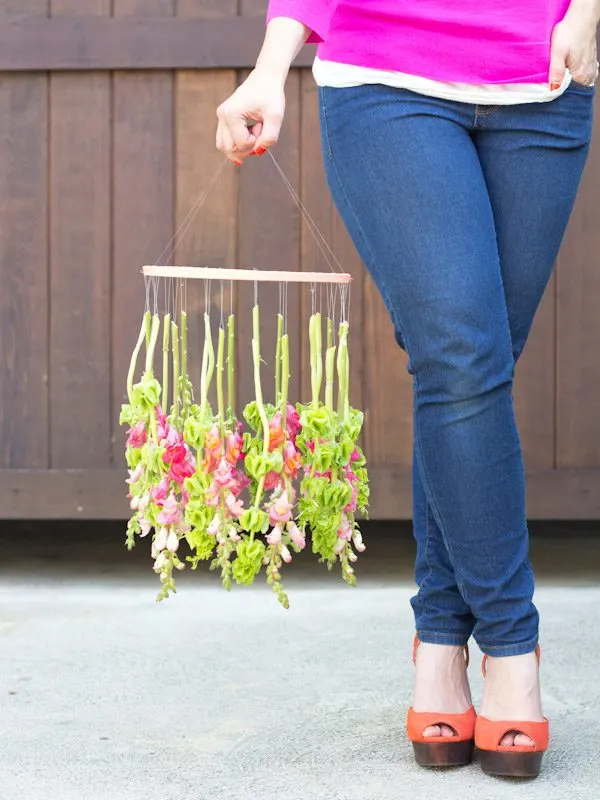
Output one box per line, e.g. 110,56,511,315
267,0,571,84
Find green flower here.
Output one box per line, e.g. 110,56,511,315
232,538,266,585
239,508,269,534
132,374,161,411
344,408,364,442
186,528,216,561
300,405,335,438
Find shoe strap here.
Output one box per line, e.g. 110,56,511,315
481,644,541,678
474,714,549,753
413,635,469,668
407,706,476,743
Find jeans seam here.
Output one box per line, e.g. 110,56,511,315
419,492,433,595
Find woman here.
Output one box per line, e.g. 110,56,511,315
216,0,599,779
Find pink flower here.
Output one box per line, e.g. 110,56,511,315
225,431,244,466
283,440,301,478
231,470,251,496
268,490,292,525
288,523,306,550
208,514,221,536
163,430,187,466
285,404,301,440
213,458,236,489
225,492,244,519
157,492,180,525
126,462,144,485
169,458,195,484
204,484,221,507
155,407,169,442
150,477,169,504
344,486,358,514
180,488,190,508
337,515,352,541
267,524,282,546
281,545,293,564
350,448,361,463
127,421,147,448
264,471,281,491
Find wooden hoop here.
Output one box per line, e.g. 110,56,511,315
142,266,352,284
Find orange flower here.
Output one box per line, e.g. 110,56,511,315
268,419,285,452
225,431,243,466
283,440,301,477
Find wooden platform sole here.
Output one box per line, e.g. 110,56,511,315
479,749,544,778
412,739,474,768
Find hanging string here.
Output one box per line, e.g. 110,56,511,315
153,158,228,268
268,152,345,274
220,280,225,329
144,275,151,313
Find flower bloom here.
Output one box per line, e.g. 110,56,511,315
352,530,366,553
285,404,301,440
268,490,293,525
213,458,237,490
207,514,221,536
268,415,286,452
337,515,352,541
288,523,306,550
139,516,152,538
127,421,147,448
266,524,282,546
264,471,281,491
231,470,251,496
225,431,243,466
157,492,181,525
153,552,168,572
169,458,195,485
225,492,244,519
150,477,170,505
126,463,144,485
283,441,302,478
155,407,169,442
154,526,169,552
281,545,293,564
166,529,180,552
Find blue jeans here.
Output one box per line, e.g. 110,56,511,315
319,82,594,656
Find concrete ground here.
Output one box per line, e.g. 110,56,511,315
0,520,599,800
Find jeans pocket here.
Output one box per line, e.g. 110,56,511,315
567,78,596,95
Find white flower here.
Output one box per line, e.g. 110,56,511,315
154,526,168,552
352,530,366,553
207,514,221,537
153,552,168,572
348,551,358,563
166,530,179,553
281,545,293,564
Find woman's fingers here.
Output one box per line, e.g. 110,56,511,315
549,27,568,88
254,111,284,152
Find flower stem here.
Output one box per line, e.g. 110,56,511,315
275,313,283,405
281,333,289,428
145,314,161,374
310,313,323,408
337,321,350,421
217,325,226,440
325,317,336,411
127,314,148,403
161,313,171,412
180,310,190,418
252,304,270,513
200,313,215,414
171,320,180,418
145,309,152,350
227,313,235,421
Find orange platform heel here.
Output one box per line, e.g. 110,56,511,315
407,637,476,767
475,646,549,778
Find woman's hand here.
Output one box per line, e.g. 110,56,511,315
550,0,600,88
216,18,310,165
216,66,286,165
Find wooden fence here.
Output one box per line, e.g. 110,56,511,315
1,1,600,519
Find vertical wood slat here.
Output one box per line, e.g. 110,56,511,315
556,116,600,468
175,1,238,409
112,0,175,463
0,0,48,469
49,0,111,468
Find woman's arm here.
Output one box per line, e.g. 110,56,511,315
549,0,600,88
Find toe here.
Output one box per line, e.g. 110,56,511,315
439,724,457,738
513,733,535,748
499,732,516,747
423,725,442,737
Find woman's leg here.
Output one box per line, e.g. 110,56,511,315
320,84,537,655
470,83,594,743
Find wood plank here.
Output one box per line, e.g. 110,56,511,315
512,275,555,470
49,0,111,468
0,17,317,70
3,468,600,520
299,70,365,413
0,0,48,469
175,2,237,411
556,107,600,468
112,0,174,465
237,68,302,413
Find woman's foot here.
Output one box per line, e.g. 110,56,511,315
412,642,473,737
478,651,544,747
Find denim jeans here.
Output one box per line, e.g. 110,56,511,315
319,81,594,656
